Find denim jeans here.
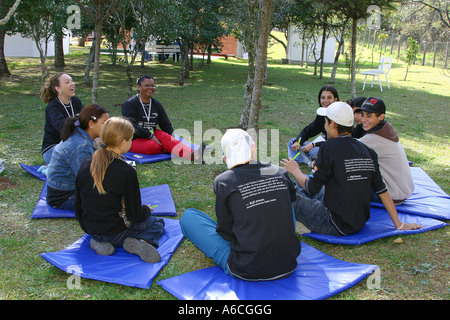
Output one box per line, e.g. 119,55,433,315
43,146,55,165
92,215,165,248
180,208,232,276
58,194,75,211
292,184,343,236
287,138,319,164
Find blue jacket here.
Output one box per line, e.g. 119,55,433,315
47,127,95,191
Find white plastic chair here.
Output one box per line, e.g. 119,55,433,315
361,57,392,92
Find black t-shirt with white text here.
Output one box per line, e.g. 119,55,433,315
214,162,301,281
306,135,387,235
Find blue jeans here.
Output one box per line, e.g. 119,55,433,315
59,194,75,211
180,209,232,276
292,184,343,236
287,138,319,164
92,215,165,248
43,146,55,165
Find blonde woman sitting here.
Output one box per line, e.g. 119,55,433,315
74,117,165,263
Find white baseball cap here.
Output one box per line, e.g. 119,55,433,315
221,128,255,169
316,101,354,127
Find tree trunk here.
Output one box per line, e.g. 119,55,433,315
247,0,271,130
92,13,102,104
350,17,357,99
239,51,255,130
0,28,11,77
319,23,327,79
330,27,345,84
84,36,96,85
141,43,145,67
179,44,188,86
54,31,65,70
33,35,49,89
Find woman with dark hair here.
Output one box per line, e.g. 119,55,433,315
287,85,339,165
121,75,203,162
41,72,83,164
46,104,109,211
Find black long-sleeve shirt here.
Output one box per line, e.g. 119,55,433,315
294,114,327,147
121,95,173,140
74,158,150,236
42,96,83,154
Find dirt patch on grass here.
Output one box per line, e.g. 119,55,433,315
0,177,16,192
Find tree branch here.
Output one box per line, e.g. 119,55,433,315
414,0,450,29
0,0,21,26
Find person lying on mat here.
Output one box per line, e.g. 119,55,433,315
180,128,301,281
281,102,422,236
74,117,165,263
121,74,204,162
358,97,414,205
41,72,84,165
46,104,109,211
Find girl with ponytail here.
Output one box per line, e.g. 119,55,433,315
41,72,83,164
46,104,109,211
74,117,165,263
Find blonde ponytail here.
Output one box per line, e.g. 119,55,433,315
90,117,134,194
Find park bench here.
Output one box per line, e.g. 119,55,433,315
100,44,180,62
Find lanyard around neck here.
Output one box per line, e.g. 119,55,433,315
138,94,152,122
57,97,74,118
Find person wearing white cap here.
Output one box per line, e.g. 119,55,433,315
281,102,422,236
180,128,301,281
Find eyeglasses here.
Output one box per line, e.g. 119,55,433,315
141,84,156,89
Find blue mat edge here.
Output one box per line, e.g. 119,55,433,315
30,182,178,219
303,219,448,245
157,242,380,300
40,219,186,289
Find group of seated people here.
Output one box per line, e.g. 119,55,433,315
39,72,422,280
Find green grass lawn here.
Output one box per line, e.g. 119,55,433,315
0,44,448,301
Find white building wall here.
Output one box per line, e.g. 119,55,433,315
286,25,336,64
4,31,71,58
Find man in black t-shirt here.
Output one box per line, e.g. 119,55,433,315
281,102,422,236
180,129,301,281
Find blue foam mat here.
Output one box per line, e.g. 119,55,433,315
157,241,378,300
123,152,172,164
31,182,177,219
41,218,184,289
371,167,449,220
303,207,447,245
20,163,46,181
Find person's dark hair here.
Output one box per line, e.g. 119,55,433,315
60,104,109,141
317,85,339,107
348,96,367,108
325,116,353,135
40,72,68,103
136,74,154,86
